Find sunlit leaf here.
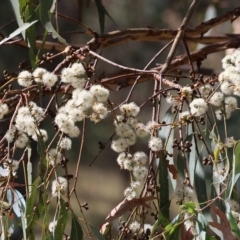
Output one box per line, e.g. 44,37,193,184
0,21,38,45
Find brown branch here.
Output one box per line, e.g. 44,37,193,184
99,36,240,89
87,7,240,50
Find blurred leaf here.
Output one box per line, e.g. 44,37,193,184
150,213,170,239
164,214,181,240
226,141,240,199
158,150,170,219
0,21,38,45
39,0,67,44
90,224,106,240
188,126,197,186
70,214,83,240
26,177,41,237
9,0,25,37
228,211,240,238
195,156,208,210
209,205,236,240
55,198,68,239
181,202,197,214
94,0,115,33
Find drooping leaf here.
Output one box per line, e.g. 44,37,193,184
90,224,106,240
54,198,68,239
70,214,83,240
164,214,181,240
39,0,67,44
94,0,115,33
225,141,240,199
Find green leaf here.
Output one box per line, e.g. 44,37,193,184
39,0,67,45
226,141,240,199
181,202,197,214
54,198,68,239
0,21,38,45
150,213,170,239
164,214,181,240
9,0,25,37
26,177,41,237
70,214,83,240
94,0,115,33
228,211,240,238
90,224,107,240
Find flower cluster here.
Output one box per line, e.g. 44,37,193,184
18,68,58,88
111,102,164,200
54,64,109,139
5,101,47,148
121,151,148,200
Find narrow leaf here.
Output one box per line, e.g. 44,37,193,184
0,21,38,45
70,214,83,240
94,0,115,33
55,198,68,239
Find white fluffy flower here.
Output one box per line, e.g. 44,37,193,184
42,72,58,88
61,66,86,89
225,96,237,111
111,138,128,153
33,67,47,83
71,63,86,76
124,187,136,201
146,121,158,131
189,98,208,116
199,84,212,96
48,148,62,166
18,70,33,87
59,137,72,150
166,94,177,105
51,177,68,197
181,86,193,96
117,152,133,169
220,81,233,95
0,103,9,119
135,123,149,138
148,137,162,152
32,129,48,142
90,85,109,103
209,92,224,107
120,102,140,117
133,152,148,166
15,133,29,148
73,89,94,109
5,125,16,142
221,54,234,70
92,102,108,119
129,221,140,233
133,166,148,180
48,220,58,233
